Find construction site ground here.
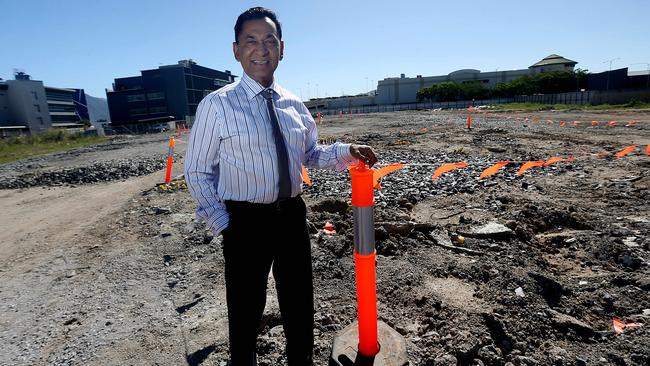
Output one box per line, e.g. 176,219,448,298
1,109,649,366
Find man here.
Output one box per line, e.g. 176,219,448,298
184,7,377,366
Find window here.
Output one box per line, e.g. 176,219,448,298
214,79,229,87
149,106,167,113
37,117,43,125
34,104,41,112
147,92,165,100
127,94,145,102
32,91,38,100
129,107,147,115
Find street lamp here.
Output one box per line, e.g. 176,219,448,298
631,62,650,89
602,57,621,91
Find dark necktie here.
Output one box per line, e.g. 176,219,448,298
262,89,292,199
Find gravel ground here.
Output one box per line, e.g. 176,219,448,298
1,109,649,366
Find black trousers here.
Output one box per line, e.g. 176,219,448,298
223,196,314,366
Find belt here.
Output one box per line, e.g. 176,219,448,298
225,194,302,212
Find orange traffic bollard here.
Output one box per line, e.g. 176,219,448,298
165,137,175,183
349,163,378,357
331,161,408,366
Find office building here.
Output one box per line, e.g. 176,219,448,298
376,54,578,104
106,60,235,131
0,72,87,136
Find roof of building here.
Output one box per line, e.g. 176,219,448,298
530,54,577,68
628,70,650,76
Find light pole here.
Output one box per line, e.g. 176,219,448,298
307,82,311,100
603,57,620,91
316,83,319,99
631,62,650,89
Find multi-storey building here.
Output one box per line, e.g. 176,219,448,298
0,72,87,136
106,60,235,131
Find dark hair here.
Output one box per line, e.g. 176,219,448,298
234,7,282,42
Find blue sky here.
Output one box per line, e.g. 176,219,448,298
2,0,649,99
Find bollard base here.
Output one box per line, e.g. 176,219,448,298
330,321,409,366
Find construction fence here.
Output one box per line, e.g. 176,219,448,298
315,89,650,116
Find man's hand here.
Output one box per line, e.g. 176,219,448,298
349,144,378,167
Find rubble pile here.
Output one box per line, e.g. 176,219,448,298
136,170,648,365
304,150,577,206
0,157,167,189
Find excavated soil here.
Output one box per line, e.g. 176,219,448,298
1,109,649,366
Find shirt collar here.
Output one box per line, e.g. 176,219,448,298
240,72,280,100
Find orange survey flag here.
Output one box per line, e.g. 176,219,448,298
613,317,643,335
647,144,650,156
301,165,312,186
372,163,405,189
544,157,576,166
608,121,617,127
614,145,637,158
591,121,599,126
517,161,546,176
572,121,581,127
432,162,468,180
559,121,566,127
479,161,509,180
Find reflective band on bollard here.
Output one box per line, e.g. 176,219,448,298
353,206,375,255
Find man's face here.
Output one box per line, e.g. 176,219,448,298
233,17,283,87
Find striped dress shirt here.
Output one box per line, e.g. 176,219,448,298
184,73,356,235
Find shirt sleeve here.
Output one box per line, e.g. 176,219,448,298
299,105,357,170
184,96,229,236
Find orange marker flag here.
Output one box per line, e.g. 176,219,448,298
301,165,312,186
547,119,554,124
572,121,581,127
559,121,566,127
432,162,468,181
591,121,599,126
614,145,637,158
517,160,546,176
323,222,336,235
626,120,636,126
608,121,617,127
373,163,405,189
544,157,576,166
613,317,643,335
479,161,509,180
647,144,650,156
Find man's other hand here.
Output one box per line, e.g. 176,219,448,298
349,144,378,167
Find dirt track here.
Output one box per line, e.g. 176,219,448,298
1,109,649,365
